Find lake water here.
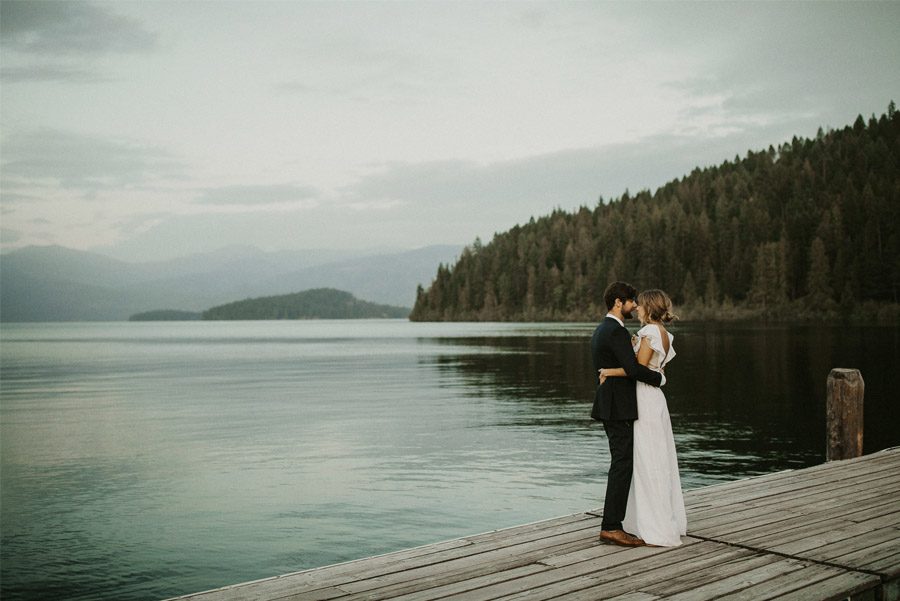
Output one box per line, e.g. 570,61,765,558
1,320,897,600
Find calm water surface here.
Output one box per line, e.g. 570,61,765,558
1,320,897,600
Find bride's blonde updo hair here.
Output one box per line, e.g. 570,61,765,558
637,289,678,324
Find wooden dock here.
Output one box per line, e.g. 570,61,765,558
169,447,900,601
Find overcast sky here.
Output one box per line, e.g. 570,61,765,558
1,1,898,261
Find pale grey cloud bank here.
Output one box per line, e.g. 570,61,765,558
2,129,184,193
0,0,158,55
1,1,898,261
0,64,114,84
196,185,320,206
0,0,157,85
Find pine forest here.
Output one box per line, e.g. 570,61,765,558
411,103,900,323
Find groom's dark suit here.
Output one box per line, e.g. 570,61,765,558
591,316,663,531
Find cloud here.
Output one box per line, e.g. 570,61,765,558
274,81,316,95
0,1,158,56
1,229,22,244
74,110,865,263
1,129,186,193
91,210,352,262
663,3,900,127
0,190,42,204
107,211,172,239
195,184,320,206
0,64,113,84
341,133,763,214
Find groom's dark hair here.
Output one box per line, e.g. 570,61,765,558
604,281,638,310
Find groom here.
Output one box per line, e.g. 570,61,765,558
591,281,665,547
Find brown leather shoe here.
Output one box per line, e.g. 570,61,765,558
599,529,646,547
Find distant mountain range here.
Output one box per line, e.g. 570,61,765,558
0,244,461,322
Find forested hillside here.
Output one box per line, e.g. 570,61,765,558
203,288,409,320
129,310,201,321
411,104,899,322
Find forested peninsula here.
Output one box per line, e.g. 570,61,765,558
130,310,201,321
202,288,409,320
411,104,900,323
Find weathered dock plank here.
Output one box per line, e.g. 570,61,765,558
686,485,900,539
168,447,899,601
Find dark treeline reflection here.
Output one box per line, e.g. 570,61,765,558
426,323,898,487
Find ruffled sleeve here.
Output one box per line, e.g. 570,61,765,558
638,324,676,365
638,324,665,355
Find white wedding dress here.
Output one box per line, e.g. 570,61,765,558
622,324,687,547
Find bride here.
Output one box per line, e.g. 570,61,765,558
599,289,687,547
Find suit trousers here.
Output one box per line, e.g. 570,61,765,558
601,419,634,531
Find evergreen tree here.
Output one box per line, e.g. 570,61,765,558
682,271,699,306
806,237,833,301
750,241,788,311
704,269,720,306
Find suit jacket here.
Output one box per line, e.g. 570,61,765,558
590,316,663,421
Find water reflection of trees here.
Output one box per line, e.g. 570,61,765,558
418,325,899,483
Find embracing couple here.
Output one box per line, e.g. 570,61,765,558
590,281,687,548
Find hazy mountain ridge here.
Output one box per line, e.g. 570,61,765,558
0,244,462,322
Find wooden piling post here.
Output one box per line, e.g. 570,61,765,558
826,368,864,461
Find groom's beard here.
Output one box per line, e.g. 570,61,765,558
622,309,634,319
